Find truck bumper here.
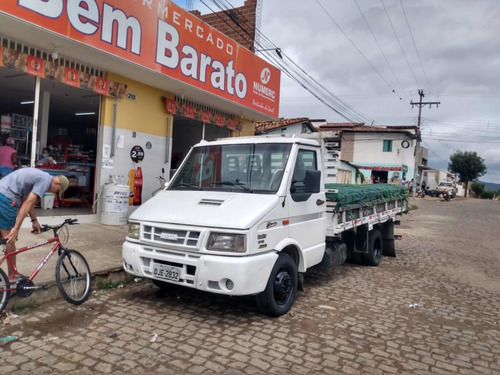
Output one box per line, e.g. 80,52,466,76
122,241,277,296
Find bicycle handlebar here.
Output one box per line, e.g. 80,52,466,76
1,219,78,244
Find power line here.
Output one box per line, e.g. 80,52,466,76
399,0,433,94
380,0,421,90
354,0,409,102
202,0,376,124
315,0,397,95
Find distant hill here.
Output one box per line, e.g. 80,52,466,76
478,181,500,191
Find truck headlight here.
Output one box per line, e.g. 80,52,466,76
128,222,140,239
206,233,246,253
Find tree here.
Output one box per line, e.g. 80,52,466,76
448,151,487,197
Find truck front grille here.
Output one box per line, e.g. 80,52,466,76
143,226,200,248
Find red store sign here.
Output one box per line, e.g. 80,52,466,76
0,0,280,117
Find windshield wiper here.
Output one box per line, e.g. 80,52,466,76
170,182,202,190
211,181,253,193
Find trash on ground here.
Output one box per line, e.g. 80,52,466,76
117,284,124,288
134,277,143,283
150,333,158,343
0,335,17,343
409,303,421,308
107,332,118,338
44,336,59,342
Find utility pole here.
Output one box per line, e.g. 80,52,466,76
410,89,440,196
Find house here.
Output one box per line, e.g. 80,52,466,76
254,118,427,185
254,118,358,184
318,123,422,184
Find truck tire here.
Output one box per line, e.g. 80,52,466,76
363,229,383,266
256,253,298,317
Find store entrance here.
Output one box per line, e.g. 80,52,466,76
0,66,99,216
171,115,230,175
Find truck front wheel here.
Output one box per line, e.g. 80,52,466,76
256,253,298,317
364,230,383,266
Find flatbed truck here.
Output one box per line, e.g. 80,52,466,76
122,134,408,316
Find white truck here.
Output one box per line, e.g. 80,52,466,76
122,134,408,316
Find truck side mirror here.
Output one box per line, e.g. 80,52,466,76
305,170,321,193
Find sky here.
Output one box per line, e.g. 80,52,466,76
177,0,500,184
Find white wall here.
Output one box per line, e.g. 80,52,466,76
264,123,309,135
352,132,416,179
97,124,170,215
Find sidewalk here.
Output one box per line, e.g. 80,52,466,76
2,220,128,308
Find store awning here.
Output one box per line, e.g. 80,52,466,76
354,164,408,172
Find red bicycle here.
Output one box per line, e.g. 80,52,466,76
0,219,91,312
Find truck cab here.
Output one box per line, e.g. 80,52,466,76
436,181,456,198
122,136,326,316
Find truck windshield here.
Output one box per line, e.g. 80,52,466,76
169,143,292,193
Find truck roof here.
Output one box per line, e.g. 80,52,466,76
194,135,320,147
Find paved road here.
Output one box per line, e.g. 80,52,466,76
1,198,499,374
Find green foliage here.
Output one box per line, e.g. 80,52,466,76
408,204,418,211
96,275,135,290
470,182,485,197
480,191,494,199
448,151,486,198
448,151,487,184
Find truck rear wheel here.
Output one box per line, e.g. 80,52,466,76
256,253,298,317
363,230,383,266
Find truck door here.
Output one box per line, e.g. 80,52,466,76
287,147,326,269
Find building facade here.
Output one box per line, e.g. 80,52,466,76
0,0,279,221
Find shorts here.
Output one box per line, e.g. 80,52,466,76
0,166,14,178
0,193,17,230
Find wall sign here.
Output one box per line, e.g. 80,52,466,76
0,0,280,116
130,145,145,163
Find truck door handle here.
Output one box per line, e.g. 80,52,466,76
316,199,325,206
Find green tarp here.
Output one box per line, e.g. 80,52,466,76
325,183,409,211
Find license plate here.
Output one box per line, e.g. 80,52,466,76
152,263,181,282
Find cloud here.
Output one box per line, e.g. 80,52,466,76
258,0,500,183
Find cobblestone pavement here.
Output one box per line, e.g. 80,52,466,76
1,198,499,374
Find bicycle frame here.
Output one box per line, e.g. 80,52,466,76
0,236,61,292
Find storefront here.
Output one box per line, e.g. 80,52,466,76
0,0,279,221
354,163,408,184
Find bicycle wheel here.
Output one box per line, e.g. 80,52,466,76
55,249,92,305
0,268,10,313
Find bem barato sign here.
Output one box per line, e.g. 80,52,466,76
0,0,280,117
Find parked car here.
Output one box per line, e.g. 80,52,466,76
436,182,456,198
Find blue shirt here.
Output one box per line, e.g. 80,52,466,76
0,168,52,205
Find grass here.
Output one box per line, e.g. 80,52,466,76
7,299,39,316
96,275,136,290
408,204,418,211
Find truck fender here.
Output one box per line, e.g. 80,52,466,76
273,238,306,273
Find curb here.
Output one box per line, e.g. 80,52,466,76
6,267,129,311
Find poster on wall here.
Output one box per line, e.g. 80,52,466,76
130,146,145,163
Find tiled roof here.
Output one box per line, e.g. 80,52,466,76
318,123,416,135
254,117,312,133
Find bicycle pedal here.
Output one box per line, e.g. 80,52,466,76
39,285,49,291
